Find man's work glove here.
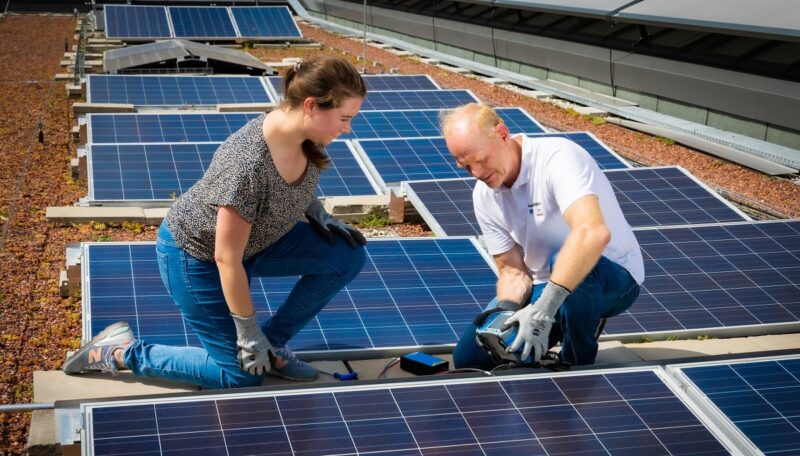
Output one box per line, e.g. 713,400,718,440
503,281,571,362
231,313,272,375
305,199,366,248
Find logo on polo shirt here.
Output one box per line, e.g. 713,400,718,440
529,202,543,217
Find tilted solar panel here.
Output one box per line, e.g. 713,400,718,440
230,6,302,39
82,238,497,358
359,90,479,111
103,5,171,40
86,108,543,144
607,220,800,338
87,141,379,204
403,167,750,236
168,6,237,39
355,132,626,191
82,367,732,455
86,75,273,106
674,355,800,455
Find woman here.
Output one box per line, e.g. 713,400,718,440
63,56,368,389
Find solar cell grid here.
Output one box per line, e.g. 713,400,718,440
88,112,259,144
84,368,731,455
230,6,302,38
86,75,273,106
359,90,478,111
606,166,750,227
87,108,542,144
103,5,171,39
676,356,800,455
88,143,217,202
87,141,379,203
605,220,800,337
355,132,624,191
83,238,497,356
404,167,749,236
168,6,237,39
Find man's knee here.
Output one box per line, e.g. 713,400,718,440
219,368,263,389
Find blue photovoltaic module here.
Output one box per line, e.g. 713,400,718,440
83,368,731,455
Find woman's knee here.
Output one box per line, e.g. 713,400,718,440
338,243,366,280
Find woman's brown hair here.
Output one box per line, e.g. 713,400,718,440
281,56,367,169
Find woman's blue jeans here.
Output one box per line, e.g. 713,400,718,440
123,221,366,389
453,256,640,368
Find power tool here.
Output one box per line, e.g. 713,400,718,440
473,305,569,371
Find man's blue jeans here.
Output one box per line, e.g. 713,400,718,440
123,221,366,389
453,256,640,368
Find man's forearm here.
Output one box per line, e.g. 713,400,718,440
550,224,610,291
496,266,532,308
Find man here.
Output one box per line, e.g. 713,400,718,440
442,103,644,367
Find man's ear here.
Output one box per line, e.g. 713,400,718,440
495,122,510,141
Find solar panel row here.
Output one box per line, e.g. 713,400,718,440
86,108,544,144
83,368,732,456
104,5,302,40
268,74,441,99
354,132,628,192
86,75,274,106
83,238,497,357
403,167,750,237
81,221,800,356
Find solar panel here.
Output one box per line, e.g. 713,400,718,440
82,238,497,358
103,5,171,40
404,167,750,236
87,141,379,204
266,74,441,100
86,75,274,106
605,220,800,338
606,166,750,227
88,143,216,203
82,367,732,455
359,90,479,111
533,132,631,169
168,6,237,39
317,141,382,198
230,6,302,39
87,113,260,144
87,108,543,144
355,132,626,191
404,178,482,237
674,355,800,455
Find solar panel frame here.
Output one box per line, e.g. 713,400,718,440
85,140,381,206
86,108,544,145
230,6,303,40
167,6,238,40
103,5,173,40
80,366,738,456
354,131,626,193
85,75,274,106
669,354,800,455
80,237,499,360
402,166,751,236
603,219,800,341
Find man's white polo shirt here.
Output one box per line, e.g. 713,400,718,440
473,134,645,285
